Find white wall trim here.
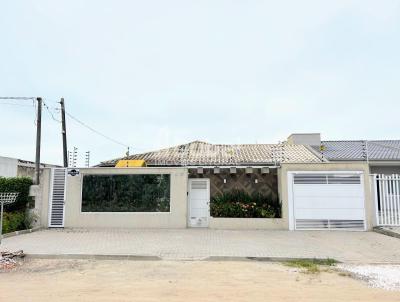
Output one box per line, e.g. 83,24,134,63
289,170,364,174
287,172,295,230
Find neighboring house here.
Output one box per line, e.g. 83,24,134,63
287,133,400,174
36,138,376,232
321,140,400,175
289,134,400,227
0,155,59,178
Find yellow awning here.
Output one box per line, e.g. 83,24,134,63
115,160,146,167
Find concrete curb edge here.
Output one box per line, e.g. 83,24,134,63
2,227,42,239
373,227,400,239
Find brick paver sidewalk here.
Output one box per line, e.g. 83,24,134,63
2,228,400,263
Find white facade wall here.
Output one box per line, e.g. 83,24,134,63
37,162,374,230
40,167,189,229
0,156,18,177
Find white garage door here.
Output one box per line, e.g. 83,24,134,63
291,173,366,230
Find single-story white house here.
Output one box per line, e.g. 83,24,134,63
0,155,58,178
32,133,394,231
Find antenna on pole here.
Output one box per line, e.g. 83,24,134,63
85,151,90,167
68,150,72,167
73,147,78,167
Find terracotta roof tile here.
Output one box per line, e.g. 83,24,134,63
100,141,322,167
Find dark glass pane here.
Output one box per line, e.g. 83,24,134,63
82,174,170,212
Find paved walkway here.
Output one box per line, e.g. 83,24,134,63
2,228,400,263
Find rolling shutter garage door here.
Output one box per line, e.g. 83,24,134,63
292,173,365,230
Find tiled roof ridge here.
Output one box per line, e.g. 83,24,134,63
322,139,400,143
99,140,322,166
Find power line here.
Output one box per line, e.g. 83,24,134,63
0,101,34,107
0,97,36,100
1,96,132,152
0,98,37,125
42,101,61,123
64,111,130,148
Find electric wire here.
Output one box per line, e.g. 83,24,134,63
1,96,132,151
43,101,61,123
0,97,36,100
64,111,130,148
0,101,34,107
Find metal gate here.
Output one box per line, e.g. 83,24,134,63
48,168,67,227
290,172,366,231
188,179,210,227
373,174,400,226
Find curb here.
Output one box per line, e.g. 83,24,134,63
2,227,42,239
25,254,162,261
22,254,339,263
206,256,341,263
373,227,400,239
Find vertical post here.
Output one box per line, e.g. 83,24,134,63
372,174,380,226
35,97,42,185
396,174,400,225
0,201,3,244
60,98,68,168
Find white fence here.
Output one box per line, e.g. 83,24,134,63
373,174,400,226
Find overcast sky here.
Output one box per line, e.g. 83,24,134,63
0,0,399,166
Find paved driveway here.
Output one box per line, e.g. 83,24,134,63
2,228,400,263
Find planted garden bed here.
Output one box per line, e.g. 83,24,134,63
210,190,281,218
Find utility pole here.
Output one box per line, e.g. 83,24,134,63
34,97,42,185
60,98,68,167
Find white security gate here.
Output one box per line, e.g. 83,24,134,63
48,168,67,227
188,179,210,227
289,172,366,231
373,174,400,226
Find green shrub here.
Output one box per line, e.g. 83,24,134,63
210,190,281,218
82,174,170,212
1,211,30,234
0,177,33,211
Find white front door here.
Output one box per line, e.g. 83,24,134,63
188,179,210,227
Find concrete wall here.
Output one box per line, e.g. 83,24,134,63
370,165,400,175
38,162,374,230
0,156,18,177
189,167,284,230
280,162,374,230
32,168,52,228
287,133,321,147
209,217,286,230
62,167,188,228
188,168,278,200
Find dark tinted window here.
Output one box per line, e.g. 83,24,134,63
82,174,170,212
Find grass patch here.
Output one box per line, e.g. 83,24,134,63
284,258,337,274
